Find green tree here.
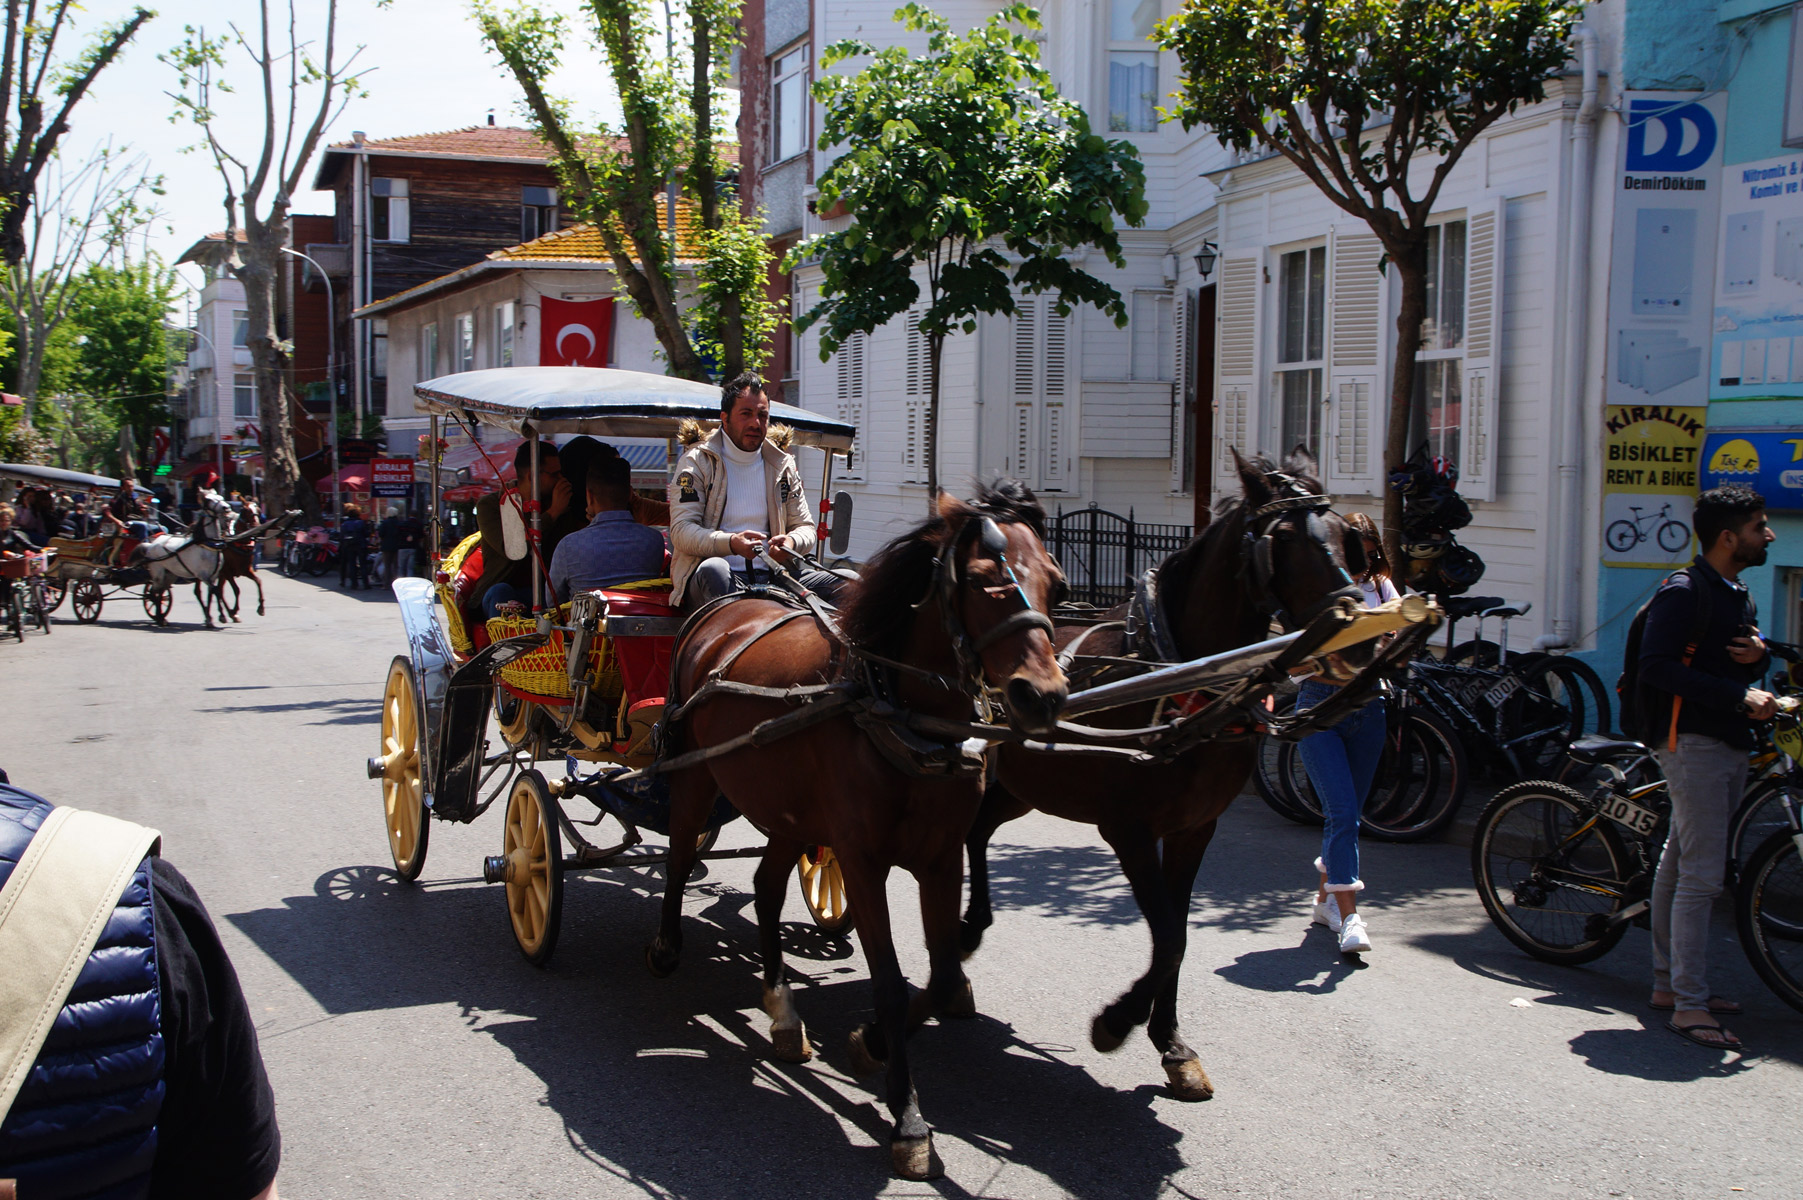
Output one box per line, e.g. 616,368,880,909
66,257,180,465
476,0,782,380
791,3,1148,511
1157,0,1578,564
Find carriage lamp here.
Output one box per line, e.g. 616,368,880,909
1193,241,1219,280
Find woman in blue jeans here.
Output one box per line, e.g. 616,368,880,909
1298,512,1396,954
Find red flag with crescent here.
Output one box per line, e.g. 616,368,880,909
540,297,613,368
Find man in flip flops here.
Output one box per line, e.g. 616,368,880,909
1639,484,1777,1050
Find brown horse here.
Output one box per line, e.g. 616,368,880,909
962,448,1378,1100
211,540,264,621
649,480,1069,1180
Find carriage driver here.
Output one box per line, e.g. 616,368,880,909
669,372,847,610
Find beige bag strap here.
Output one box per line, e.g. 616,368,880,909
0,807,160,1126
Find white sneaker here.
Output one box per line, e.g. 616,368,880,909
1311,896,1342,933
1339,913,1372,954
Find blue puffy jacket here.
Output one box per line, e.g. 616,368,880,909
0,783,163,1200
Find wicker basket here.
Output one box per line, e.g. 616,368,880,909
487,605,619,703
437,532,483,655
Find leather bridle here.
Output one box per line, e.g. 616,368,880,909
932,513,1057,697
1242,471,1361,632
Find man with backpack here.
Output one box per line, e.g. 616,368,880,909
1633,483,1776,1050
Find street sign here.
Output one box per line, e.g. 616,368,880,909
371,457,415,498
1699,428,1803,510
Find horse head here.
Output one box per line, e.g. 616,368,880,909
842,480,1069,737
1163,447,1370,664
197,490,235,540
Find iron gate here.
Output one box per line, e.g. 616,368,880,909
1047,504,1194,608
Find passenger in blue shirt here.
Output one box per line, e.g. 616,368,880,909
549,456,668,601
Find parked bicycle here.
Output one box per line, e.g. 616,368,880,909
1,548,54,640
1470,702,1803,1014
1605,501,1691,556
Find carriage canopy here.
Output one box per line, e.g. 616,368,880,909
1,462,154,496
414,367,856,451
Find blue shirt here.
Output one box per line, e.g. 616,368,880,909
549,509,667,600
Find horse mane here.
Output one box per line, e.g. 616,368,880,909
839,478,1046,657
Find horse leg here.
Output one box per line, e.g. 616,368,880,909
1091,821,1183,1055
227,578,243,622
1146,822,1217,1101
755,836,813,1063
842,856,940,1180
645,769,711,977
194,580,214,628
960,780,1033,958
909,851,977,1030
251,569,264,616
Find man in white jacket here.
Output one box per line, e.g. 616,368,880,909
668,372,847,609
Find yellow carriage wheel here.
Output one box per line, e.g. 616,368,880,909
494,686,533,748
797,845,854,935
379,657,430,881
502,770,564,967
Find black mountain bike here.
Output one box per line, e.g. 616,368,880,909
1605,501,1691,556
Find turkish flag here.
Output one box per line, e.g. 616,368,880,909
540,297,614,368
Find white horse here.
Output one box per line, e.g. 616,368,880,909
130,489,229,627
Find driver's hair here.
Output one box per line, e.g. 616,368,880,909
514,440,556,479
721,371,766,413
1694,484,1764,551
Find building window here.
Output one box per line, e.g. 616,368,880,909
372,318,389,379
1108,0,1159,133
420,322,439,380
493,302,515,368
1130,290,1173,381
1275,245,1326,458
771,43,810,163
232,310,249,347
371,177,410,243
233,373,256,418
1413,218,1468,463
454,312,474,372
521,186,558,242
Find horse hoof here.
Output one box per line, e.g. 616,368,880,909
943,980,977,1019
890,1135,943,1181
771,1025,814,1063
644,942,679,978
1091,1012,1126,1054
847,1025,885,1077
1163,1057,1215,1101
958,921,986,960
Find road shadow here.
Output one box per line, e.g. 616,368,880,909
194,696,379,726
230,861,1188,1197
1213,928,1366,994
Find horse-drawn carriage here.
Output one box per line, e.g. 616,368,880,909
370,367,863,963
370,367,1444,1178
0,462,167,621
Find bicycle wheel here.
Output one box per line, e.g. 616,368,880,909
1361,706,1469,842
1730,779,1798,894
1498,654,1582,778
1471,780,1634,964
1544,656,1613,736
1274,737,1327,823
1734,829,1803,1014
41,576,65,612
1605,521,1638,554
1446,639,1501,668
1656,519,1691,555
1253,695,1318,825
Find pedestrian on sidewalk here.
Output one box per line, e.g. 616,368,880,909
1638,484,1775,1050
1298,512,1398,955
378,506,403,586
338,503,370,591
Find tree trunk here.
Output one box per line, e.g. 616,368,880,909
926,330,943,517
237,218,316,520
1381,243,1429,578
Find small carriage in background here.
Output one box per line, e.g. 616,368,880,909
370,367,860,963
0,462,174,623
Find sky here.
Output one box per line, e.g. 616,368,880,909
70,0,647,304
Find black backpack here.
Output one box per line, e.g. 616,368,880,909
1616,567,1710,745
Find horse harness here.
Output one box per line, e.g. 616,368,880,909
650,513,1055,782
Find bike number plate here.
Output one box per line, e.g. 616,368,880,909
1481,674,1521,708
1599,794,1660,836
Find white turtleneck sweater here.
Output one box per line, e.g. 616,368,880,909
719,436,767,570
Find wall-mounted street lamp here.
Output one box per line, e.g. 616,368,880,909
1193,240,1219,280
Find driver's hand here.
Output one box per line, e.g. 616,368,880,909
1745,688,1779,721
766,534,796,563
1729,632,1767,664
547,476,574,520
729,531,766,560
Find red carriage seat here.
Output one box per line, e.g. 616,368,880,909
599,582,677,709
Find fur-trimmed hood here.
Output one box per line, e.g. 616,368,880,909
676,417,794,451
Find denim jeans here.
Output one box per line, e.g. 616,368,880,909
481,581,530,618
685,557,849,610
1294,680,1387,891
1651,733,1747,1010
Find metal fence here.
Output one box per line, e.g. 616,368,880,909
1046,504,1194,608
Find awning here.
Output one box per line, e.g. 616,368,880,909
314,465,371,493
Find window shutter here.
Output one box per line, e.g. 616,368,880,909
1170,289,1193,494
1010,295,1039,487
1041,306,1070,489
1214,252,1263,490
390,197,410,243
1325,226,1386,495
1006,295,1075,492
834,331,867,481
1460,199,1505,501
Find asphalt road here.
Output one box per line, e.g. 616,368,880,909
3,571,1799,1199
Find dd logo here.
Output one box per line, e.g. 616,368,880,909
1625,100,1717,173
